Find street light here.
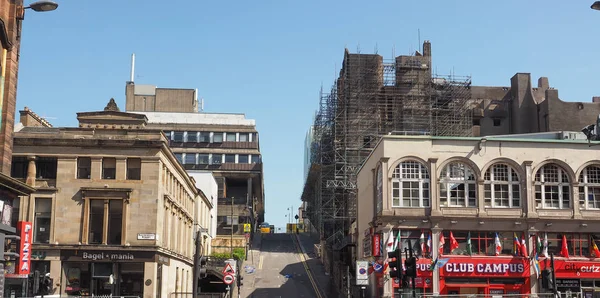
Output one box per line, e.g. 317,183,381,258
25,1,59,12
592,1,600,10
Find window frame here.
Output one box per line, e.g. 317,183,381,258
391,161,430,208
534,164,571,209
439,162,477,207
579,165,600,210
33,197,52,244
484,163,521,208
77,157,92,179
85,198,126,245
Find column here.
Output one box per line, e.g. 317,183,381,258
431,226,442,294
572,182,581,219
91,157,103,180
477,178,485,215
528,230,539,295
381,225,393,298
26,155,37,186
116,157,127,180
380,158,390,212
523,161,537,218
143,262,157,298
429,158,441,216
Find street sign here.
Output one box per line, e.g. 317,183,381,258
223,273,234,285
223,263,235,275
243,223,251,233
245,233,250,240
356,261,369,286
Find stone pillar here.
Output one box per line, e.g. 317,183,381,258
116,157,127,180
143,262,157,298
91,157,102,180
572,182,581,219
381,158,390,211
477,178,485,215
524,161,537,218
381,225,393,298
429,158,441,216
528,231,539,295
431,226,442,294
26,155,37,186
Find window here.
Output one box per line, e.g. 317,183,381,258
251,155,260,164
108,200,123,245
239,133,249,142
34,198,52,243
213,133,223,143
184,154,196,165
391,161,430,207
199,132,210,142
225,154,235,163
440,231,519,256
238,155,249,164
127,158,141,180
198,154,209,164
186,132,198,143
493,118,502,126
484,164,520,208
226,133,236,142
77,157,91,179
89,200,104,244
390,229,430,257
579,165,600,210
534,164,571,209
11,157,27,179
216,177,225,198
11,198,19,228
173,132,184,142
175,153,183,164
544,233,590,257
102,158,116,180
439,162,477,207
164,131,172,140
376,166,383,214
36,157,57,179
211,154,222,165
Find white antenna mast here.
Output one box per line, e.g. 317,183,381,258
130,53,135,82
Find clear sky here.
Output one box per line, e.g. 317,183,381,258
16,0,600,228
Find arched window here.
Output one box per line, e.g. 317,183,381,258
440,162,477,207
484,164,520,208
376,165,383,213
391,161,430,207
534,164,571,209
578,165,600,210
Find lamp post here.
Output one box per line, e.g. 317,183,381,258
230,196,234,258
592,1,600,10
26,1,59,12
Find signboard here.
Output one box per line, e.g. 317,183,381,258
363,237,372,257
17,221,33,275
372,233,381,257
441,258,529,278
137,233,156,240
61,250,156,262
356,261,369,286
223,263,235,274
243,224,251,233
260,227,270,233
556,279,581,291
223,273,234,285
542,260,600,278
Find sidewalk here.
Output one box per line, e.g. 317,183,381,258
239,233,262,297
295,232,337,298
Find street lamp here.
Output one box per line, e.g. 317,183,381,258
25,1,59,12
592,1,600,10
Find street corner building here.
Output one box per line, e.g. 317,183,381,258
8,100,213,298
356,133,600,298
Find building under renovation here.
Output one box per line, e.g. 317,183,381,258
301,40,600,296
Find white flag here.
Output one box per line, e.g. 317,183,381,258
542,232,549,257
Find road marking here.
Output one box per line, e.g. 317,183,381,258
292,235,323,298
258,255,264,270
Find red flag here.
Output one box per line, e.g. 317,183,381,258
520,233,528,258
449,232,459,253
560,235,570,258
591,239,600,258
439,233,445,255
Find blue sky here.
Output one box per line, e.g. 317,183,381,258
16,0,600,228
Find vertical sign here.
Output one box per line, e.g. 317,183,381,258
356,261,369,286
17,221,32,275
372,233,381,257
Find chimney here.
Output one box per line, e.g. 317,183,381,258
19,107,53,127
593,96,600,103
423,40,431,57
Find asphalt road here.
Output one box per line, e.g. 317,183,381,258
239,233,324,298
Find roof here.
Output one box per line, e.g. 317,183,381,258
130,111,256,126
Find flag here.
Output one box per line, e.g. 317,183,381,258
449,232,459,253
532,255,541,278
393,230,401,251
536,234,542,256
439,233,446,255
592,237,600,258
542,233,549,257
520,233,528,258
420,232,426,255
386,230,395,260
466,232,472,256
428,257,450,271
560,234,570,258
513,232,522,256
427,233,432,254
429,257,438,271
494,233,502,256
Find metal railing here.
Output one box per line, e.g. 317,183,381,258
169,291,224,298
419,294,557,298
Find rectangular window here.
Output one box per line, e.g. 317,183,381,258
199,132,210,142
225,154,235,163
226,133,236,142
213,133,223,143
34,198,52,244
438,231,520,256
11,198,20,228
251,155,260,164
77,157,91,179
127,158,141,180
11,157,28,179
239,133,249,142
36,157,57,179
102,158,116,179
216,178,225,198
184,154,196,165
238,155,249,164
173,132,184,142
186,132,198,143
198,154,209,164
211,154,222,165
175,153,184,164
108,200,123,245
165,131,172,140
89,200,104,244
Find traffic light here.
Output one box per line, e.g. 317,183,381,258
387,248,402,279
40,274,53,295
541,269,554,290
198,256,208,277
405,256,417,278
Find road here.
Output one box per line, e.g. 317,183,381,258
239,233,326,298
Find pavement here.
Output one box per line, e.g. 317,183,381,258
238,232,332,298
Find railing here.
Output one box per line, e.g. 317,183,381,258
419,294,556,298
169,292,225,298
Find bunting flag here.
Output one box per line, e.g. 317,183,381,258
542,233,549,257
494,233,502,256
449,232,459,253
439,233,446,255
592,236,600,258
466,232,472,256
420,232,426,255
513,232,522,256
520,233,529,258
560,234,570,258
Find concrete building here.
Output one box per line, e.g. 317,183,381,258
188,171,218,255
10,100,213,298
356,133,600,298
124,82,264,255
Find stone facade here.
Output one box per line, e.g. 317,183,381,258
11,101,213,298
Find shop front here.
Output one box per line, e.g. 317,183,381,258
540,259,600,298
439,257,531,296
392,259,433,298
60,250,169,297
